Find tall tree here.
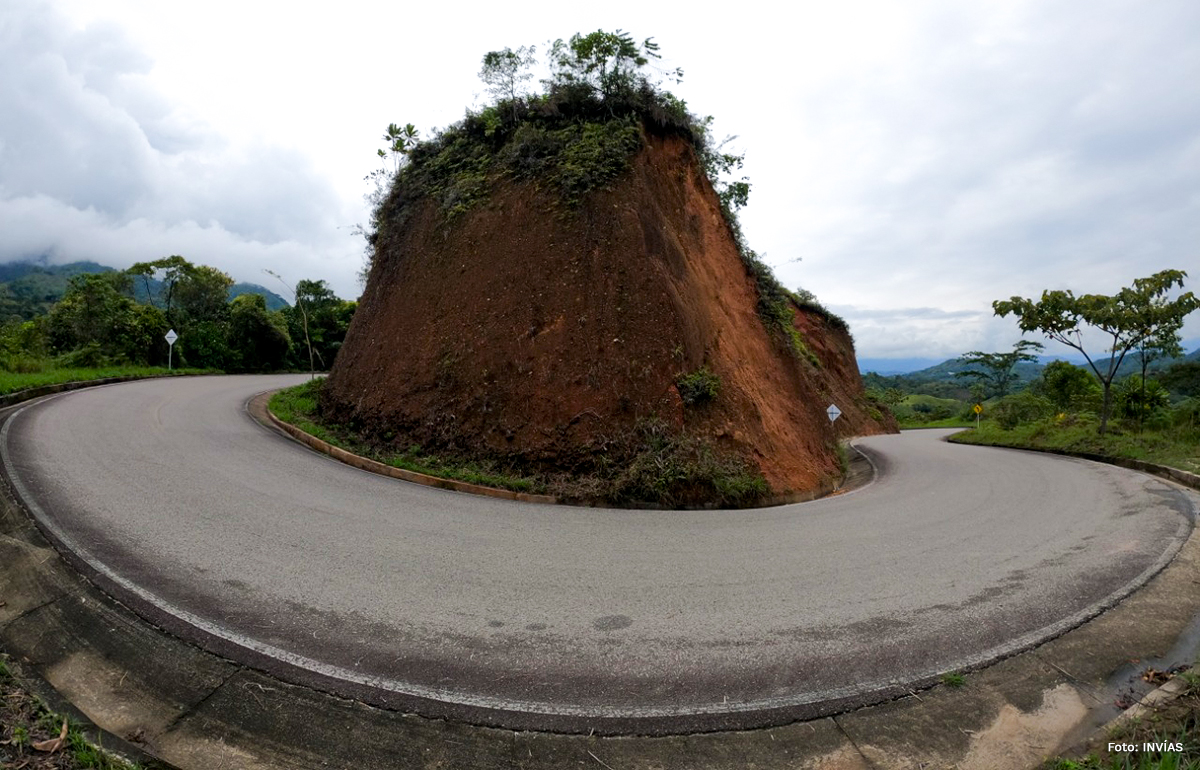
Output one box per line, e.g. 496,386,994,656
1126,272,1193,431
127,255,191,326
994,269,1198,434
546,30,679,99
479,46,537,119
953,340,1044,398
285,280,354,370
175,264,234,325
227,293,291,372
48,272,167,364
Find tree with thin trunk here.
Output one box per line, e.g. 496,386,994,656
479,46,537,120
264,270,319,380
953,340,1044,398
993,269,1198,434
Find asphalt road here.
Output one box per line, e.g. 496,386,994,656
2,375,1193,733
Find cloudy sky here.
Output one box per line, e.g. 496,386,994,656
2,0,1197,364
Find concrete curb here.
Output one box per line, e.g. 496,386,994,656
251,392,559,504
947,432,1200,492
255,390,861,508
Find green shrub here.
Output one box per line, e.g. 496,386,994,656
0,353,46,373
611,419,767,506
992,391,1054,429
676,367,720,405
1115,376,1171,420
1030,360,1102,413
55,343,109,369
1171,398,1200,428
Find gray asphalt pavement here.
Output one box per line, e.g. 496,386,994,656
2,375,1192,733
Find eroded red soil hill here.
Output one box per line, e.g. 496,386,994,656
323,133,894,500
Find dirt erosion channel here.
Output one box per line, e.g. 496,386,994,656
322,132,895,505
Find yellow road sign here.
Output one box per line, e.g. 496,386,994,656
973,403,983,414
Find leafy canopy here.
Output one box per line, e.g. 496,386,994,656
953,340,1044,399
480,46,537,114
361,30,840,354
545,31,680,99
994,269,1198,433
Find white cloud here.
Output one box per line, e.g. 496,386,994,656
2,0,1197,358
0,0,362,296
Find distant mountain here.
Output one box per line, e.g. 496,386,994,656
857,357,945,375
0,260,119,322
0,260,288,322
0,259,113,283
229,283,288,311
866,349,1196,385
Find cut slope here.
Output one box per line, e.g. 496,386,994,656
323,132,893,503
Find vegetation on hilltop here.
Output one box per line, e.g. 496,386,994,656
362,29,847,347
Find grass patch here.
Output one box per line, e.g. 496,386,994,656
898,416,975,429
0,366,214,396
270,379,544,495
902,394,963,410
608,418,768,507
950,420,1200,474
676,367,720,406
0,654,153,769
271,381,770,507
890,393,977,428
941,672,966,688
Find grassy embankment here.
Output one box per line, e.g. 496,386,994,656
950,420,1200,475
270,379,770,505
269,379,545,494
894,394,977,429
0,366,213,396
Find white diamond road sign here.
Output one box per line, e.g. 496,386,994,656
826,404,842,423
165,329,178,345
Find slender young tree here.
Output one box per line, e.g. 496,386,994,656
953,340,1044,398
479,46,536,120
265,270,318,380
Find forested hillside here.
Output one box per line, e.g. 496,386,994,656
0,260,288,323
0,256,353,375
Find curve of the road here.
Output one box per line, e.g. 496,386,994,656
1,374,1193,734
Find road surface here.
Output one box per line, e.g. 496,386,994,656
1,375,1192,733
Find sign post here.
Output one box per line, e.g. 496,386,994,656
165,329,178,371
973,402,983,428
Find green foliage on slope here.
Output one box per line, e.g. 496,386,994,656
365,29,846,350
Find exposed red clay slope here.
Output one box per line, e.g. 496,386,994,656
323,132,895,499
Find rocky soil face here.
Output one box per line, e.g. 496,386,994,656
322,132,895,504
